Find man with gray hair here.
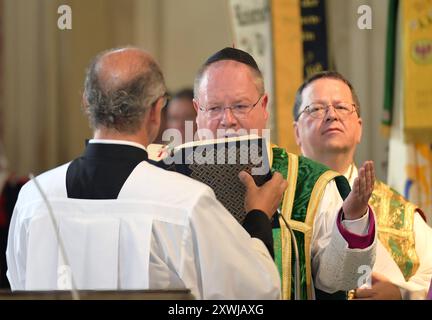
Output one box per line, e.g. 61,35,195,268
6,47,286,299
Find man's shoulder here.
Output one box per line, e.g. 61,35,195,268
372,179,426,221
122,161,216,201
374,179,399,194
18,162,71,204
373,179,409,202
116,161,220,221
271,146,335,179
270,144,331,171
271,145,349,202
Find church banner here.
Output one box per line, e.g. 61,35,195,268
300,0,329,78
403,0,432,143
271,0,302,153
228,0,276,141
382,0,399,133
387,0,432,224
229,0,329,153
388,140,432,224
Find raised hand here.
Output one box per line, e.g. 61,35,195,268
239,171,288,220
342,161,375,220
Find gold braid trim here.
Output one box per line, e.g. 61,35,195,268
370,181,420,280
304,170,341,299
279,153,298,300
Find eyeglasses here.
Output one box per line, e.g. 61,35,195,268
297,102,358,120
198,96,263,120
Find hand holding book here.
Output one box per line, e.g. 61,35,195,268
239,171,288,220
153,134,275,223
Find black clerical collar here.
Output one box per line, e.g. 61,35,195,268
83,141,148,162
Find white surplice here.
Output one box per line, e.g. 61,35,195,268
309,179,376,294
6,160,281,299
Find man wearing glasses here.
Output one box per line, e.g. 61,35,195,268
193,47,377,299
6,47,286,299
293,71,432,299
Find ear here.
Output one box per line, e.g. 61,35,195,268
356,117,363,144
293,121,301,147
261,94,269,121
192,98,199,113
192,98,201,125
149,97,164,127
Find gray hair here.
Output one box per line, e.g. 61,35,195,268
83,48,166,134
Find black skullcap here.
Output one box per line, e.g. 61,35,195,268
203,47,260,72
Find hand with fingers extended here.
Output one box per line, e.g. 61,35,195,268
352,272,402,300
238,171,288,220
342,160,375,220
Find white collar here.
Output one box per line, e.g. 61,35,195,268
89,139,147,151
343,163,357,185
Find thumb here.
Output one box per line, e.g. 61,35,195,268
238,171,256,190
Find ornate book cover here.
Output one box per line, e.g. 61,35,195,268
159,135,271,223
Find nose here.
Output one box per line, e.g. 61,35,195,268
324,105,339,121
220,107,237,128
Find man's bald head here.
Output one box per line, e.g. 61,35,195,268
94,48,151,92
83,47,166,134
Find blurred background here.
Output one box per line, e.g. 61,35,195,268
0,0,431,221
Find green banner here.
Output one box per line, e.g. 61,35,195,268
382,0,399,131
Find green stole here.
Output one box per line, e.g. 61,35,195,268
271,146,351,300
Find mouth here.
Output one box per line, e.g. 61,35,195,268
322,128,343,135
